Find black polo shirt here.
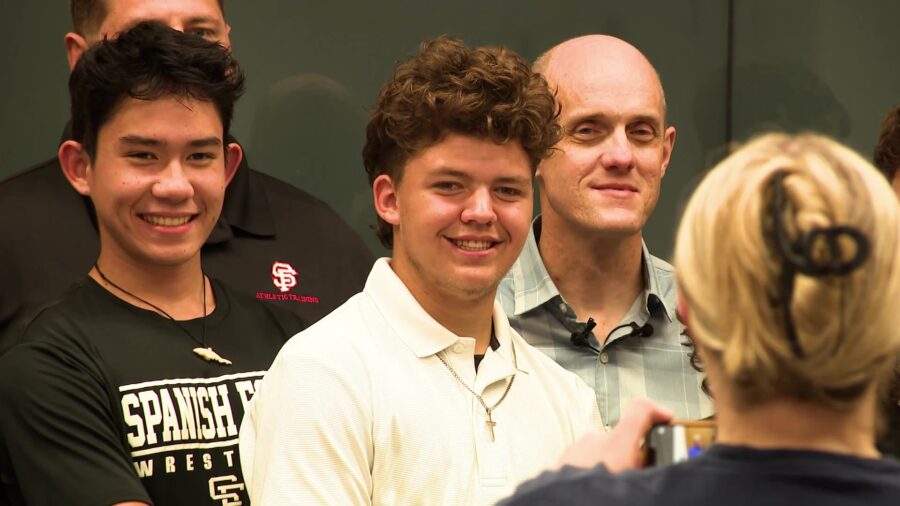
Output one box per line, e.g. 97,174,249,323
0,128,375,353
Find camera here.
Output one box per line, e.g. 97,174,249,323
645,419,716,466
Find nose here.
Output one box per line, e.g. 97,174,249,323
152,162,195,201
460,187,496,225
598,129,635,171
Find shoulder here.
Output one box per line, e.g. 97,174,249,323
0,157,82,223
214,279,307,336
0,157,59,191
246,168,374,257
501,465,660,506
249,169,350,225
275,292,372,360
509,328,593,398
18,281,100,344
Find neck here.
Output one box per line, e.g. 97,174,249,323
537,213,645,329
420,289,496,354
715,393,880,458
91,253,211,321
389,262,495,354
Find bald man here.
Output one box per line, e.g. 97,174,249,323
498,35,712,426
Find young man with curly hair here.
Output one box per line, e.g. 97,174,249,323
239,37,603,506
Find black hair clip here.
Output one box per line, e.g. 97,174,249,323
767,172,871,357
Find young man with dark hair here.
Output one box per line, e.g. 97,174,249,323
0,22,303,506
240,37,601,506
0,0,373,354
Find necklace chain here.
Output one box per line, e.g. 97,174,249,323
93,262,206,348
436,336,518,442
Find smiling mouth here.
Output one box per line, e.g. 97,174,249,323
452,239,496,251
594,184,638,192
141,215,194,227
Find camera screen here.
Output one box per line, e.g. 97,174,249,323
647,422,716,465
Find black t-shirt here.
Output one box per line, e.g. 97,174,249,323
0,277,304,506
499,444,900,506
0,135,374,354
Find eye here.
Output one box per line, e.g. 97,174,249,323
187,152,217,162
569,122,604,142
433,181,462,192
126,152,156,161
629,124,658,142
187,27,217,40
495,186,524,198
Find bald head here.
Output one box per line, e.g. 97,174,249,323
535,35,667,119
531,34,677,240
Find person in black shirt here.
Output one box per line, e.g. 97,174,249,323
0,22,303,506
0,0,373,354
500,133,900,506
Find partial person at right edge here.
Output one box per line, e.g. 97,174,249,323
0,0,374,355
872,103,900,459
500,133,900,506
498,35,711,426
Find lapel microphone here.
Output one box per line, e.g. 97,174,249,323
570,318,654,354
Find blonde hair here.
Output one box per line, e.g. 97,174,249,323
675,133,900,409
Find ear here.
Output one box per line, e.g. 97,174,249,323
534,161,545,186
372,174,400,226
659,126,677,179
64,32,90,71
58,140,92,196
223,142,243,186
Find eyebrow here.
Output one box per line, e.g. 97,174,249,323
118,136,222,148
433,168,531,185
567,112,663,127
123,16,221,31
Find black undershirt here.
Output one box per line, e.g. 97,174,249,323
473,334,501,371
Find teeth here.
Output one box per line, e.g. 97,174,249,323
454,240,492,251
143,215,190,227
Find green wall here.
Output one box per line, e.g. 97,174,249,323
1,0,896,258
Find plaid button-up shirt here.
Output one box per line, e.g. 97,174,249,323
498,221,713,426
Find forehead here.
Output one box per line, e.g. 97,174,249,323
100,0,224,33
550,56,665,124
99,96,223,144
407,134,532,178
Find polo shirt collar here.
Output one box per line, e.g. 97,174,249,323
508,215,675,322
364,258,526,375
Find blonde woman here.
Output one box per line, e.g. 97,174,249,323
501,133,900,506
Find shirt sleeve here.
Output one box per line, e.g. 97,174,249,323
239,338,373,505
0,341,151,506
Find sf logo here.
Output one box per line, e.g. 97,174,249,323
271,261,298,293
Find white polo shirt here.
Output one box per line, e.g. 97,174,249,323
240,258,602,505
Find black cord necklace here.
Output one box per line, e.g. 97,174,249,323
93,262,232,365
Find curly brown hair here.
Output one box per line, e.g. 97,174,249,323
362,35,561,249
874,105,900,181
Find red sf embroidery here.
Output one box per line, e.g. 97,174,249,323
271,261,299,293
